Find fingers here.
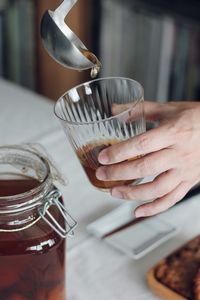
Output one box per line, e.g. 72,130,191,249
144,101,170,121
112,101,178,121
144,101,178,121
98,126,175,165
112,103,134,115
134,181,191,217
96,148,176,181
111,169,180,201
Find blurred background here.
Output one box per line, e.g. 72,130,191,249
0,0,200,101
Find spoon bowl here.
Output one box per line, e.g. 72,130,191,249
40,0,95,71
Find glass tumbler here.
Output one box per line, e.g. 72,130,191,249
55,77,145,191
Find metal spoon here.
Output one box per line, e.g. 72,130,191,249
40,0,99,71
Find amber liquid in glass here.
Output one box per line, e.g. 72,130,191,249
76,140,139,190
0,180,65,300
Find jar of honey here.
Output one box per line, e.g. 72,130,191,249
0,145,76,300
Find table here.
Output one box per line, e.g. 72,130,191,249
1,79,200,300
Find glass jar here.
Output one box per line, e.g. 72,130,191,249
0,145,76,300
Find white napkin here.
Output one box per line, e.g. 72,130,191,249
67,237,160,300
67,195,200,300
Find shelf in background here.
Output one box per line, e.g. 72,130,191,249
0,0,92,100
116,0,200,24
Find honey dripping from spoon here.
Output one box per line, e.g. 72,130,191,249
81,49,101,78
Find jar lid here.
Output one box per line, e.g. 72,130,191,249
0,144,77,237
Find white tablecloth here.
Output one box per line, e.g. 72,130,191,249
1,79,200,300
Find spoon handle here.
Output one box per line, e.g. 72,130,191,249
54,0,78,18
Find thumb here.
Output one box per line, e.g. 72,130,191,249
144,101,169,121
112,101,173,121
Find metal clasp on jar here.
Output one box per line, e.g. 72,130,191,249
38,189,77,238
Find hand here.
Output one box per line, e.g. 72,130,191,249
96,101,200,217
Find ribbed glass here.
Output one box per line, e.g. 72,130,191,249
55,77,145,190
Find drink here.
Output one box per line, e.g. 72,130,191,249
81,49,101,78
55,77,145,192
0,179,40,196
76,140,139,191
0,179,65,300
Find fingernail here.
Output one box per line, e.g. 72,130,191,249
111,189,123,199
135,210,146,218
98,150,109,164
96,167,107,180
